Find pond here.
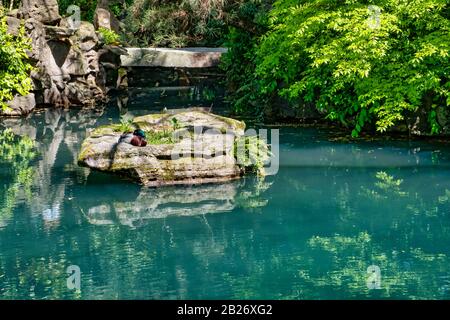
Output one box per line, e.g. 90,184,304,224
1,95,450,299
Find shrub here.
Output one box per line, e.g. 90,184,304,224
234,135,271,175
123,0,247,47
98,27,121,45
0,13,34,112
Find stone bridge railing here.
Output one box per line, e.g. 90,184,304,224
120,47,228,68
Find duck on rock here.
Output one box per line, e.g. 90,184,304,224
119,129,148,147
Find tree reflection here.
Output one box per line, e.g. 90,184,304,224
0,129,36,227
291,232,450,299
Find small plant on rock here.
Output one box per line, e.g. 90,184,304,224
98,27,121,45
118,115,134,133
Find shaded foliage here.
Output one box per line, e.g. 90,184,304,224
220,1,272,119
122,0,271,47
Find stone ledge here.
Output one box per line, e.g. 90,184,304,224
120,47,228,68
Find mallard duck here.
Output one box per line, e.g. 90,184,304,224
130,135,147,147
118,132,133,144
119,129,147,146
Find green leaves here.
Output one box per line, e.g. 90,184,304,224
0,15,33,112
254,0,450,135
98,27,121,45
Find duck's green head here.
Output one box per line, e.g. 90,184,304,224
133,129,146,138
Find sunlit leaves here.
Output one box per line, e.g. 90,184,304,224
0,14,34,112
255,0,450,135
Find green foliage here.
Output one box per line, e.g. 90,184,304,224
118,115,135,133
0,128,37,163
123,0,224,47
171,117,180,130
123,0,271,47
0,15,34,112
254,0,450,135
98,27,120,45
109,0,134,17
234,135,271,175
220,1,272,118
146,129,174,144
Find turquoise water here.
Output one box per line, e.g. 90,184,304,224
1,101,450,299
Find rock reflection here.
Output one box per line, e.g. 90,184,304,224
83,178,273,227
1,107,107,227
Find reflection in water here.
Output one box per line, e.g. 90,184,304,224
1,107,107,228
0,129,36,228
1,108,450,299
83,179,272,228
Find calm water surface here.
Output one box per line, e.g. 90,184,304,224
1,98,450,299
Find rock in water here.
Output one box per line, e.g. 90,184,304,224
77,110,264,186
1,93,36,116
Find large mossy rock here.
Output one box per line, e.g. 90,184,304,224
78,110,254,186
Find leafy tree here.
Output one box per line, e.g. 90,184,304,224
254,0,450,135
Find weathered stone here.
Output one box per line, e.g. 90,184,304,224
16,17,108,108
0,93,36,117
44,25,75,38
20,0,61,25
73,22,99,51
103,45,128,56
93,7,120,33
121,48,227,68
78,110,255,186
6,9,20,18
6,16,21,36
24,18,47,62
85,50,100,73
61,47,89,75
